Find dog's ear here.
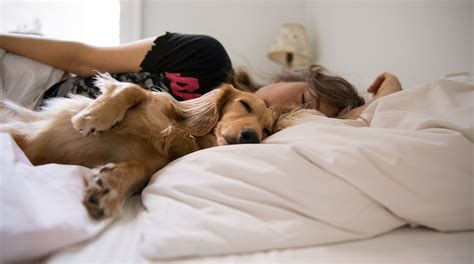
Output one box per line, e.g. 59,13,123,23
270,105,293,133
176,84,236,136
272,105,323,132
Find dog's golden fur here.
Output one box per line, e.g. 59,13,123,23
0,74,275,219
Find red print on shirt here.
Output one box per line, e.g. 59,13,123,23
165,72,201,100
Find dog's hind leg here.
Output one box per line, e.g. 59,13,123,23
82,160,162,219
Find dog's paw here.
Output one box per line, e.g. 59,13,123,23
83,163,121,219
71,107,124,137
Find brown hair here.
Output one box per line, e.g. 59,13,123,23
228,64,365,117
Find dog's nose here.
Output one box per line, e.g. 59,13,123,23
239,128,260,144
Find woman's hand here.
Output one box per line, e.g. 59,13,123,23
340,72,402,120
367,72,402,100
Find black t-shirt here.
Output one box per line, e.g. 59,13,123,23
41,32,233,102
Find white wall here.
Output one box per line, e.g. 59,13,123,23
471,0,474,75
305,0,473,90
141,0,473,90
120,0,143,44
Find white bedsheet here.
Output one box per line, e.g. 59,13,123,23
47,196,474,263
1,78,473,262
0,49,64,110
0,134,112,262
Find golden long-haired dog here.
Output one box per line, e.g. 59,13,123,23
0,74,275,219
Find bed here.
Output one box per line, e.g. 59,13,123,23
1,76,473,263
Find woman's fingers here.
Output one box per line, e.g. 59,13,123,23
367,73,387,93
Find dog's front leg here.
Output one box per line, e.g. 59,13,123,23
71,83,149,136
160,125,200,160
82,160,157,219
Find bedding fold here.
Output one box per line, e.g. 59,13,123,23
0,134,112,262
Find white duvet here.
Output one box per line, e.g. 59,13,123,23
1,78,473,262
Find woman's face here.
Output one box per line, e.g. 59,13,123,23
254,82,339,117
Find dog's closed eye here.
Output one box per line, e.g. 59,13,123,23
239,100,253,113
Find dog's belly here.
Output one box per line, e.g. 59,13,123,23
19,97,173,169
26,126,166,169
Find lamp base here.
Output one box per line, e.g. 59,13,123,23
285,52,293,68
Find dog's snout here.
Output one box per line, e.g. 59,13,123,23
239,128,260,144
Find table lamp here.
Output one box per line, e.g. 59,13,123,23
267,23,311,69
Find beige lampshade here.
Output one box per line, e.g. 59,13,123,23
267,23,311,67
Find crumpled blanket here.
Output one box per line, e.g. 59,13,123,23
0,133,111,262
139,78,473,260
0,78,472,262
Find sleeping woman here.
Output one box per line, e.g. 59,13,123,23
0,32,402,118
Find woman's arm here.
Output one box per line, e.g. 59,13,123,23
341,72,402,119
0,33,156,77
